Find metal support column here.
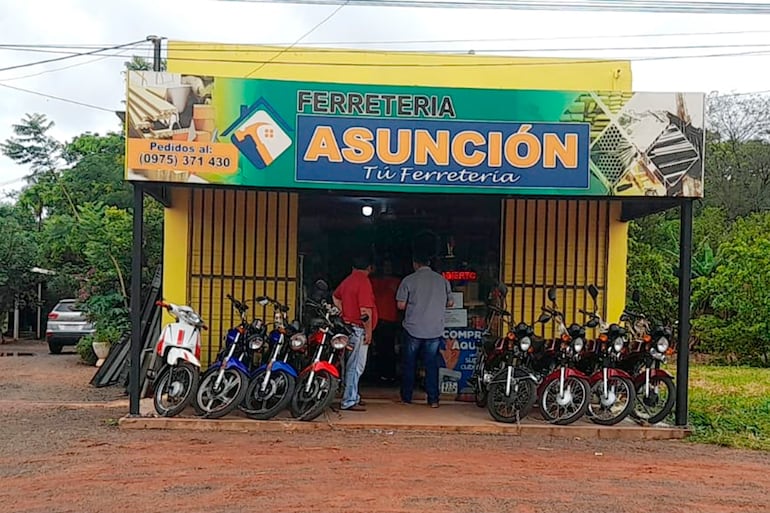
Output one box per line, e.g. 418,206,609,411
129,184,144,416
675,199,693,427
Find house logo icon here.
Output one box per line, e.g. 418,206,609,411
222,98,293,169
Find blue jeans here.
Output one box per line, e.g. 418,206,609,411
341,326,368,409
400,331,441,404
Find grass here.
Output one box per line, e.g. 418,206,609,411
684,364,770,450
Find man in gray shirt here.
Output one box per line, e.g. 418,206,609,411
396,254,454,407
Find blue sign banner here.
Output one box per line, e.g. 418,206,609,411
295,115,590,190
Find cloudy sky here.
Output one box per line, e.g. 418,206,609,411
1,0,769,197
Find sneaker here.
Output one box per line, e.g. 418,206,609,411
429,403,439,408
341,404,367,412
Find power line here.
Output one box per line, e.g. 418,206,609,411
0,40,147,74
0,82,115,112
0,47,761,66
0,48,136,82
6,39,770,60
219,0,770,15
159,49,770,67
164,42,770,54
245,0,349,77
4,29,770,49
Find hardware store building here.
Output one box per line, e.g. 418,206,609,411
125,42,704,425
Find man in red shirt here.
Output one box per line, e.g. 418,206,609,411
333,256,378,412
370,259,401,383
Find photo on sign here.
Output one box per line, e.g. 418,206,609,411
600,92,704,197
126,71,216,183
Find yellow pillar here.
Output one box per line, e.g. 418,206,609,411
162,187,190,323
605,202,629,322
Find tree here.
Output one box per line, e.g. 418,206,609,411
704,93,770,219
692,212,770,364
2,119,164,323
124,55,166,71
0,113,61,182
0,204,39,313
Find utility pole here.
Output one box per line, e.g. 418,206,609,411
129,34,164,416
146,35,163,71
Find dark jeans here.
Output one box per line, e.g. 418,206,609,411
373,321,399,381
400,331,441,404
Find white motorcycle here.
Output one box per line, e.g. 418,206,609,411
148,301,207,417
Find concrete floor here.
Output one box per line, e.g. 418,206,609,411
121,393,689,440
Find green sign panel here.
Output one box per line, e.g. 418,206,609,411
126,71,705,198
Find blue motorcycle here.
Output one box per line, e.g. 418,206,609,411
241,296,302,420
194,295,257,419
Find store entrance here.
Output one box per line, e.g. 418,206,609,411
298,193,502,399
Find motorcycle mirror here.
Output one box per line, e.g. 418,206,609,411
256,296,269,306
631,290,641,303
547,288,557,302
586,319,599,328
587,284,599,301
537,312,551,324
314,279,329,291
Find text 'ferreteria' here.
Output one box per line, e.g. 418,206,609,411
297,90,457,118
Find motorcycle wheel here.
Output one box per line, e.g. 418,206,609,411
195,367,249,419
539,376,590,425
487,378,536,423
192,366,217,416
588,376,636,426
632,374,676,425
289,370,338,422
152,362,199,417
241,369,296,420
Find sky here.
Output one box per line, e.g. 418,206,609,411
1,0,770,198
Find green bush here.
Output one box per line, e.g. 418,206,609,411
692,213,770,365
76,334,97,366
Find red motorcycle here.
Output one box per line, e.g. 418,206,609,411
579,285,637,426
288,298,361,422
536,288,592,425
616,298,676,425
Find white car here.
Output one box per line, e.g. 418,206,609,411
45,300,95,354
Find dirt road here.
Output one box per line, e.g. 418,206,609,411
1,340,769,513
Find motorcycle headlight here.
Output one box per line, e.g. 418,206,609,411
331,334,349,350
248,336,264,350
613,337,625,353
180,311,201,326
290,333,307,350
656,337,669,354
572,337,584,353
519,336,531,352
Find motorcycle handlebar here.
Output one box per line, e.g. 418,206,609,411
256,296,290,312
